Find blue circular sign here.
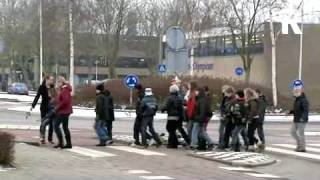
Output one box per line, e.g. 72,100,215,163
124,74,139,90
292,79,304,89
235,67,244,76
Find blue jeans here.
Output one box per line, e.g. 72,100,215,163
219,119,227,147
231,125,249,151
191,122,213,147
95,120,108,144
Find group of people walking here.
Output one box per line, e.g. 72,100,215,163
31,75,309,153
30,75,73,149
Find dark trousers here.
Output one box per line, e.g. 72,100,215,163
166,120,179,148
55,114,72,146
177,121,190,144
248,119,259,146
257,122,265,144
223,120,235,148
106,121,113,140
134,115,152,143
141,116,161,146
40,108,54,142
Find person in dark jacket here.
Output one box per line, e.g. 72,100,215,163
231,90,248,152
245,88,259,152
104,89,115,144
162,84,184,149
221,87,236,149
190,88,214,150
255,89,267,149
94,84,110,146
30,75,55,144
289,88,309,152
133,84,145,145
140,88,162,148
54,76,73,149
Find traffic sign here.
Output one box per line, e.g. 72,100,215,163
235,67,244,76
292,79,304,89
124,74,139,90
158,64,166,73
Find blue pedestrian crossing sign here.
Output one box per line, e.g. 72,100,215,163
235,67,244,76
158,64,167,73
292,79,304,89
124,74,139,89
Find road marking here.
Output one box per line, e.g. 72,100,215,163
266,147,320,161
244,173,281,178
273,144,320,153
305,132,320,136
107,146,167,156
309,144,320,147
66,146,117,158
0,124,39,130
128,170,152,174
219,166,253,172
0,101,19,105
140,176,175,180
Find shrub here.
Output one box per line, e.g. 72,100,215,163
0,131,15,165
73,76,292,110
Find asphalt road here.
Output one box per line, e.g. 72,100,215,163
1,101,320,180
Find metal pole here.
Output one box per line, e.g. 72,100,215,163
69,1,74,93
298,0,304,80
95,61,98,81
270,10,278,107
129,89,133,107
39,0,43,84
190,47,194,76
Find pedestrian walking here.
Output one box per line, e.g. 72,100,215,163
245,88,259,152
230,90,248,152
133,84,145,146
94,84,110,146
105,89,115,144
289,88,309,152
190,88,214,150
162,84,184,149
204,86,213,131
218,85,230,148
256,89,267,150
30,75,55,144
140,88,162,148
186,82,198,141
54,76,73,149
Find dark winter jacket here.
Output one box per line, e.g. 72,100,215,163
56,84,73,115
162,92,183,120
231,98,247,125
32,83,50,112
290,93,309,123
105,90,115,121
194,90,210,123
140,95,158,117
135,90,145,116
95,92,111,121
257,95,267,123
220,94,227,116
221,95,236,120
247,98,259,123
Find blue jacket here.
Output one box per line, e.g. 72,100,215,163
292,93,309,123
140,95,158,117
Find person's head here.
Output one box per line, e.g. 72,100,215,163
145,88,153,96
255,89,262,96
169,84,179,94
189,81,198,92
57,76,66,88
43,75,54,86
293,88,303,97
135,84,143,92
236,90,245,99
245,88,257,101
96,83,104,94
222,85,230,94
225,86,235,97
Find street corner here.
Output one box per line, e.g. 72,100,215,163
189,150,277,167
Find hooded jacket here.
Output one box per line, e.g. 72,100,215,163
56,84,73,115
96,92,111,121
194,90,210,123
162,92,183,120
140,95,158,117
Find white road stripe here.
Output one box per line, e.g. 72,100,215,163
273,144,320,153
128,170,152,174
266,147,320,161
140,176,175,180
107,146,167,156
244,173,281,178
219,166,253,172
305,132,320,136
0,124,39,130
66,146,117,158
309,144,320,147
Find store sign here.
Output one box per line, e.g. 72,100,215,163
188,63,214,71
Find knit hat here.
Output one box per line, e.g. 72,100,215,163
236,90,245,98
96,84,104,91
169,84,179,93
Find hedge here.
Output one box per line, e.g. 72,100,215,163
0,131,15,165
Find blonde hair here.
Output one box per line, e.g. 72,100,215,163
245,88,258,100
222,85,231,94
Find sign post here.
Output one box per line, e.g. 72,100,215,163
235,67,244,76
124,74,139,107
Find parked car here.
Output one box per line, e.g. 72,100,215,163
8,83,29,95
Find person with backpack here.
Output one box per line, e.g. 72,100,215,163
256,89,267,150
94,84,110,146
245,88,259,152
140,88,162,148
190,88,214,150
162,84,184,149
230,90,249,152
289,87,309,152
221,87,236,149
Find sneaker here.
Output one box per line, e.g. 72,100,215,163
106,140,114,145
96,143,106,147
62,144,72,149
54,144,63,149
48,141,54,144
207,144,214,151
40,139,46,145
131,142,141,147
295,149,307,152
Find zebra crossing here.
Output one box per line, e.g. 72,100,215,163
266,143,320,162
219,166,287,179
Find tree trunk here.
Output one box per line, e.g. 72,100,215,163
245,68,250,85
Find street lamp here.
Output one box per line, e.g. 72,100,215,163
95,60,99,81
